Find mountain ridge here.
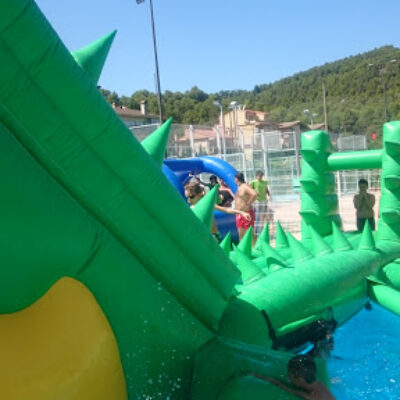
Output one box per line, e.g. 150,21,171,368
102,45,400,146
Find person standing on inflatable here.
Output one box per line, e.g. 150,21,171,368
250,170,272,236
234,172,258,242
353,178,375,232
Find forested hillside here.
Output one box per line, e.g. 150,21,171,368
101,45,400,146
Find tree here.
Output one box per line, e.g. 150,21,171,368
99,45,400,136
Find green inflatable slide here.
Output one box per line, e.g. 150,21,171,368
1,1,400,399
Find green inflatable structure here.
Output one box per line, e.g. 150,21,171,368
1,1,400,398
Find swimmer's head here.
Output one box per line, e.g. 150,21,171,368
288,355,316,386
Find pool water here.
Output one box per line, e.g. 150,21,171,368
328,305,400,399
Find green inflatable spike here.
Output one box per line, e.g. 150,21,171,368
260,241,288,268
72,30,117,83
220,232,232,256
141,118,173,165
300,179,319,192
331,222,353,251
384,175,400,191
275,221,289,248
254,223,269,252
300,148,318,162
238,226,253,256
192,185,218,230
381,210,400,224
385,140,400,157
233,245,265,284
299,210,319,225
286,232,314,263
309,225,333,256
358,221,376,251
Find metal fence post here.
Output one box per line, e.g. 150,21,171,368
242,153,247,181
239,129,248,179
189,125,195,157
215,126,221,158
337,171,343,217
293,130,300,177
261,132,268,178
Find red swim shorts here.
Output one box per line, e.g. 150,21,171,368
236,209,255,230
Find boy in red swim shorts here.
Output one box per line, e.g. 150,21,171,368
236,209,255,230
234,172,258,243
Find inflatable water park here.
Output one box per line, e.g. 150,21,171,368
1,0,400,398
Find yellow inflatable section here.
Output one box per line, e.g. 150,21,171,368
0,277,127,400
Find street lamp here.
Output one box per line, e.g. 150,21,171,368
136,0,163,125
304,109,318,126
213,101,226,155
368,59,397,122
229,101,239,138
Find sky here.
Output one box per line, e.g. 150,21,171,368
36,0,400,96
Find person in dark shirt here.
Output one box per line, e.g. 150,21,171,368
219,179,234,207
353,178,375,231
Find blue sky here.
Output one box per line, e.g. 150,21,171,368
36,0,400,96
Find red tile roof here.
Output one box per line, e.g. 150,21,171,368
175,128,216,142
112,104,158,119
278,120,301,129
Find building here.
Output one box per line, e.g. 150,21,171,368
307,123,327,131
173,128,217,157
172,126,235,158
223,107,278,148
112,100,159,129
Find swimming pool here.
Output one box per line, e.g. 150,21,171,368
328,305,400,399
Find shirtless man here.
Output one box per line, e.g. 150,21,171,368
234,172,258,241
252,354,336,400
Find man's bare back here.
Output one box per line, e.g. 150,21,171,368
300,381,336,400
253,375,335,400
251,354,336,400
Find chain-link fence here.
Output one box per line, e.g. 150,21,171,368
337,135,367,151
129,122,379,238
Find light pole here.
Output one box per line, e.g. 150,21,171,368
136,0,163,125
213,101,226,156
368,59,397,122
304,109,318,127
229,101,239,138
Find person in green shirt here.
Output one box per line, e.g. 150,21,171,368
250,170,272,236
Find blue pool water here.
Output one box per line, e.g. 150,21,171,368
328,305,400,399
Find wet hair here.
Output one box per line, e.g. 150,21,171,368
184,182,204,196
235,172,245,183
288,355,316,384
210,174,218,182
358,178,368,187
256,170,264,176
